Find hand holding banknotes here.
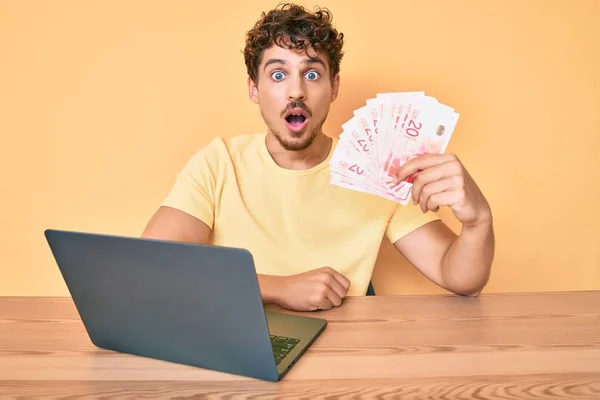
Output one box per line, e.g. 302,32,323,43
330,91,490,228
275,267,351,311
395,153,492,228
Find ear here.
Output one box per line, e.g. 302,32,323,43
247,76,259,104
331,74,340,102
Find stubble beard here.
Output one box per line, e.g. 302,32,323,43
264,112,328,152
272,127,318,151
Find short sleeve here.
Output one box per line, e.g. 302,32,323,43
385,202,441,244
160,141,220,228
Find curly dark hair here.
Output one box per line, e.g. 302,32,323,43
244,3,344,83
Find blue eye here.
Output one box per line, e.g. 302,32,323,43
271,71,285,81
305,71,319,80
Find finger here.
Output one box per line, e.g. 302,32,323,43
328,275,348,299
396,153,458,182
316,269,348,298
417,176,462,212
329,269,351,291
426,189,465,212
324,286,343,307
411,162,463,204
313,292,334,310
320,267,351,291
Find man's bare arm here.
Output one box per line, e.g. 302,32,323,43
141,206,349,311
393,219,494,296
392,153,495,296
141,206,211,244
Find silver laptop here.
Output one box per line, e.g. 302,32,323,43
44,229,327,381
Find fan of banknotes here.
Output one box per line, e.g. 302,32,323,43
329,92,460,204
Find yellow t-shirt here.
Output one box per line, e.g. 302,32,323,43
161,133,439,295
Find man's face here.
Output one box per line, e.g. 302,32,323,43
248,44,340,151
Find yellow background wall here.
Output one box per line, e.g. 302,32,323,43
1,0,598,296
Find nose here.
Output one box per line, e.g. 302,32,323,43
286,75,306,101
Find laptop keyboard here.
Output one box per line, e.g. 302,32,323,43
270,335,300,365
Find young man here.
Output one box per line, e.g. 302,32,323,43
142,3,495,311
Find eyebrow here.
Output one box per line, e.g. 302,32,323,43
263,57,326,71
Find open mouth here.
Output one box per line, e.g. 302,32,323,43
284,108,309,133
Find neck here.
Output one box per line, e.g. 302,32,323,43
265,131,332,170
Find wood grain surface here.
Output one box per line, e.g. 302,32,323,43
1,292,599,399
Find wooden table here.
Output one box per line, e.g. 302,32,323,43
1,292,599,399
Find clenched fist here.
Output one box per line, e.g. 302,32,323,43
274,267,351,311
